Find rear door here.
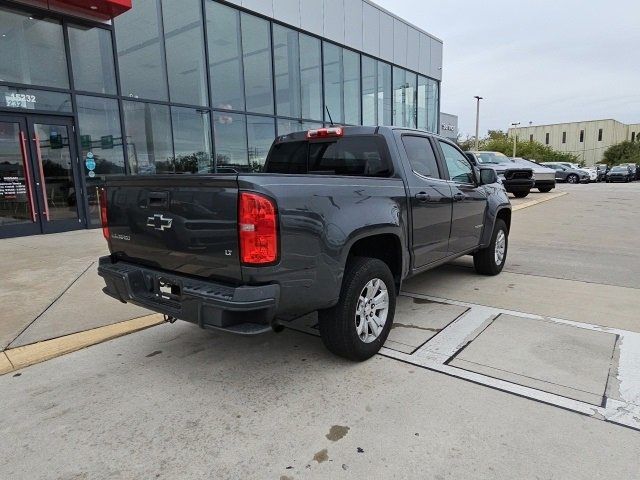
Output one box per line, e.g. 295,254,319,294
436,140,488,254
106,175,242,283
400,134,453,268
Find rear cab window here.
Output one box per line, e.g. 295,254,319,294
265,135,392,177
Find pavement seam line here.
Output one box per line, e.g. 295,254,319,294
2,314,165,375
0,351,14,375
6,261,96,349
512,191,568,211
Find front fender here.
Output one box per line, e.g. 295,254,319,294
480,184,511,248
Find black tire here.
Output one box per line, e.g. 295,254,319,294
318,257,396,361
538,187,553,193
512,190,530,198
473,219,508,276
567,174,579,184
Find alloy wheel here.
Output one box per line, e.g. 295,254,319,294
495,230,506,266
355,278,389,343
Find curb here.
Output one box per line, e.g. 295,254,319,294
0,314,165,376
512,192,568,212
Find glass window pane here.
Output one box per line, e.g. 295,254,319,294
323,42,342,124
273,25,301,118
115,0,168,101
0,7,68,88
405,72,417,128
362,56,377,126
302,121,323,131
378,62,392,125
123,101,173,174
392,67,405,127
427,79,439,133
206,2,244,111
213,112,247,170
402,135,439,178
0,86,72,113
277,118,302,136
68,25,117,95
171,107,212,173
76,96,125,225
0,121,33,226
308,136,391,177
343,49,361,125
440,141,473,183
33,123,78,221
265,141,308,174
417,76,428,130
247,115,275,172
241,14,273,114
300,34,322,121
162,0,208,106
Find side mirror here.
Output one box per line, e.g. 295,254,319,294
479,168,498,185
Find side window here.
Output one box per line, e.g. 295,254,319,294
439,141,474,184
401,135,440,179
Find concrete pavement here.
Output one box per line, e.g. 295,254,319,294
0,230,147,351
1,322,639,480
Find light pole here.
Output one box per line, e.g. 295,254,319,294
474,96,483,150
511,122,520,157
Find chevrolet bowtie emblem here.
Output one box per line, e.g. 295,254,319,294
147,214,173,231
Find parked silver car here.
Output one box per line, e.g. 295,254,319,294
510,158,556,192
542,163,590,184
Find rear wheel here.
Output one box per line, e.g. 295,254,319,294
318,257,396,361
473,219,508,276
567,174,579,184
512,190,530,198
538,186,553,193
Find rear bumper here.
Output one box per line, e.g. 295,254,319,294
98,257,279,331
607,176,628,182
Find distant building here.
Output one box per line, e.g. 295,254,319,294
439,113,458,141
508,120,640,166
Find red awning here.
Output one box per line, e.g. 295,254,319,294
24,0,132,20
52,0,131,18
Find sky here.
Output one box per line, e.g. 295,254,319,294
374,0,640,138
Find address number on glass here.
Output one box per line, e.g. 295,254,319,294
5,93,37,109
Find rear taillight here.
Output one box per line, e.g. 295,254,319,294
307,127,343,139
98,187,109,241
238,192,278,265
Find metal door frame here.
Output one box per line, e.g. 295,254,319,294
0,113,87,238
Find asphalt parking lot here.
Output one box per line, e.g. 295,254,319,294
2,183,640,479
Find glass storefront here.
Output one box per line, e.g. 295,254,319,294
0,0,440,237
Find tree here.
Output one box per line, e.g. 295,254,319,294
475,130,579,162
603,141,640,166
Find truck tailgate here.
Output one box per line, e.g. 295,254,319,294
105,175,241,284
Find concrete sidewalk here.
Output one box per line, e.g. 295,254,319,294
0,229,147,352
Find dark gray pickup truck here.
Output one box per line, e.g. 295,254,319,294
98,126,511,361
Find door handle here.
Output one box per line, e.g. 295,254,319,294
415,192,431,203
453,192,466,202
19,131,37,222
33,133,50,221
